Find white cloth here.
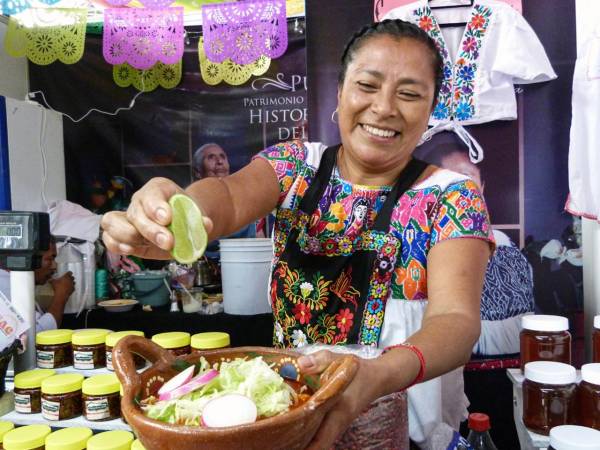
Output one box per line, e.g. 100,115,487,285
566,6,600,220
473,312,531,356
384,0,557,126
48,200,101,242
0,271,57,332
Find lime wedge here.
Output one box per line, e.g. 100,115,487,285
168,194,208,264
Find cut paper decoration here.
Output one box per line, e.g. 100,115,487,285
113,61,182,91
105,0,176,8
103,7,184,70
1,0,61,16
198,37,270,85
201,0,287,65
4,8,87,66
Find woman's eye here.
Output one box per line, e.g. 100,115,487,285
398,92,420,99
357,82,376,90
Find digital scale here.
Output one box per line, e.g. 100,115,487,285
0,211,51,371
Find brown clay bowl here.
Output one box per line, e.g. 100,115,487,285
113,336,359,450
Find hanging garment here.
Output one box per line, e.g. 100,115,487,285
566,19,600,220
383,0,556,126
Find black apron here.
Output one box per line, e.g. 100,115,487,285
271,145,428,347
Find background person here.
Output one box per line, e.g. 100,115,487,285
102,20,493,449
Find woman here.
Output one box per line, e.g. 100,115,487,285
101,20,493,449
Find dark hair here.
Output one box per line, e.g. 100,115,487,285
338,19,444,105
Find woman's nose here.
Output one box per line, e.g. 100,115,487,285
371,90,397,117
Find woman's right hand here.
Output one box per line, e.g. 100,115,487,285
101,177,211,260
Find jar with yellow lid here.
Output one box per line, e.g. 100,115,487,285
106,331,145,371
191,332,230,352
35,329,73,369
82,374,121,421
14,369,55,414
151,332,190,356
41,373,84,421
131,439,146,450
0,422,14,450
3,424,50,450
72,329,111,370
45,427,92,450
87,430,133,450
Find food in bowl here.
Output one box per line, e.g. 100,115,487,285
141,356,310,427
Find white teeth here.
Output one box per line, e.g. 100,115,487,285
362,124,397,138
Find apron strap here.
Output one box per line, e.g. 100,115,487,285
298,145,339,214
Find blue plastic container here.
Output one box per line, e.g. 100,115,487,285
131,271,170,307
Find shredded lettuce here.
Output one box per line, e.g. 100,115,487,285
142,356,294,426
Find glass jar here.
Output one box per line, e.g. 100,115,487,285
35,329,73,369
576,363,600,430
179,287,204,314
593,315,600,363
45,427,92,450
72,329,111,370
105,331,145,371
3,424,51,450
520,315,571,371
0,422,14,450
548,425,600,449
86,431,133,450
523,361,577,435
151,332,191,356
41,373,84,421
13,369,55,414
82,374,121,421
191,332,231,352
131,439,146,450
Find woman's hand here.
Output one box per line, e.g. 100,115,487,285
298,351,382,450
100,177,212,260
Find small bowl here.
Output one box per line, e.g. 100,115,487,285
114,336,358,450
98,299,138,313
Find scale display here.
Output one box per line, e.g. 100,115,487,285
0,212,50,270
0,224,22,238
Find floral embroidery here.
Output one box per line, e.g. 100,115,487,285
413,4,493,122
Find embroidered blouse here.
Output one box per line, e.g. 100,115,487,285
257,141,494,305
383,0,557,125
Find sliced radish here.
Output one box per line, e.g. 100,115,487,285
157,365,195,397
158,369,219,402
201,394,257,428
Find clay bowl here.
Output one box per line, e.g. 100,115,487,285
113,336,359,450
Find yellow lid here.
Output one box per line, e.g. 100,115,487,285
14,369,56,389
86,431,133,450
72,329,111,346
41,373,84,395
106,331,145,348
45,427,92,450
0,422,14,443
36,329,73,345
130,439,146,450
3,424,51,450
151,332,190,349
82,374,120,396
191,332,230,350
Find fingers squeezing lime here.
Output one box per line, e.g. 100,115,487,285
168,194,208,264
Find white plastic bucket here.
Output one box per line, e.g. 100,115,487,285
219,238,273,315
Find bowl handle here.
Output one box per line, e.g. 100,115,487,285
113,335,175,403
306,355,359,409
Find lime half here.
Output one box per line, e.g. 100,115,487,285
168,194,208,264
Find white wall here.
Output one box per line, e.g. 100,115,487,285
0,20,28,101
5,97,66,212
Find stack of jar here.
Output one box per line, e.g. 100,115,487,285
521,314,600,435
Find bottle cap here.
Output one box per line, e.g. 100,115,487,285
468,413,490,432
521,315,569,332
549,425,600,450
581,364,600,386
524,361,576,385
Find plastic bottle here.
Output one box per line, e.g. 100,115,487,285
466,413,499,450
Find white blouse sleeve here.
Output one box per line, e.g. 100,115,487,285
490,6,557,84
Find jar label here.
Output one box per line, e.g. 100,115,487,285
74,350,94,370
106,351,113,371
85,398,110,421
42,398,60,420
37,350,55,369
14,393,31,413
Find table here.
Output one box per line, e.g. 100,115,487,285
62,306,274,347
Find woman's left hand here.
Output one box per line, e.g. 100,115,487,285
298,350,381,450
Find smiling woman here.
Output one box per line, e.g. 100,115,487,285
101,19,493,450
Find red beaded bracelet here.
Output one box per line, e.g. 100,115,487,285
382,342,426,390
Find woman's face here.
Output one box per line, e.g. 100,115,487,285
202,145,230,178
337,35,436,174
354,204,368,222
